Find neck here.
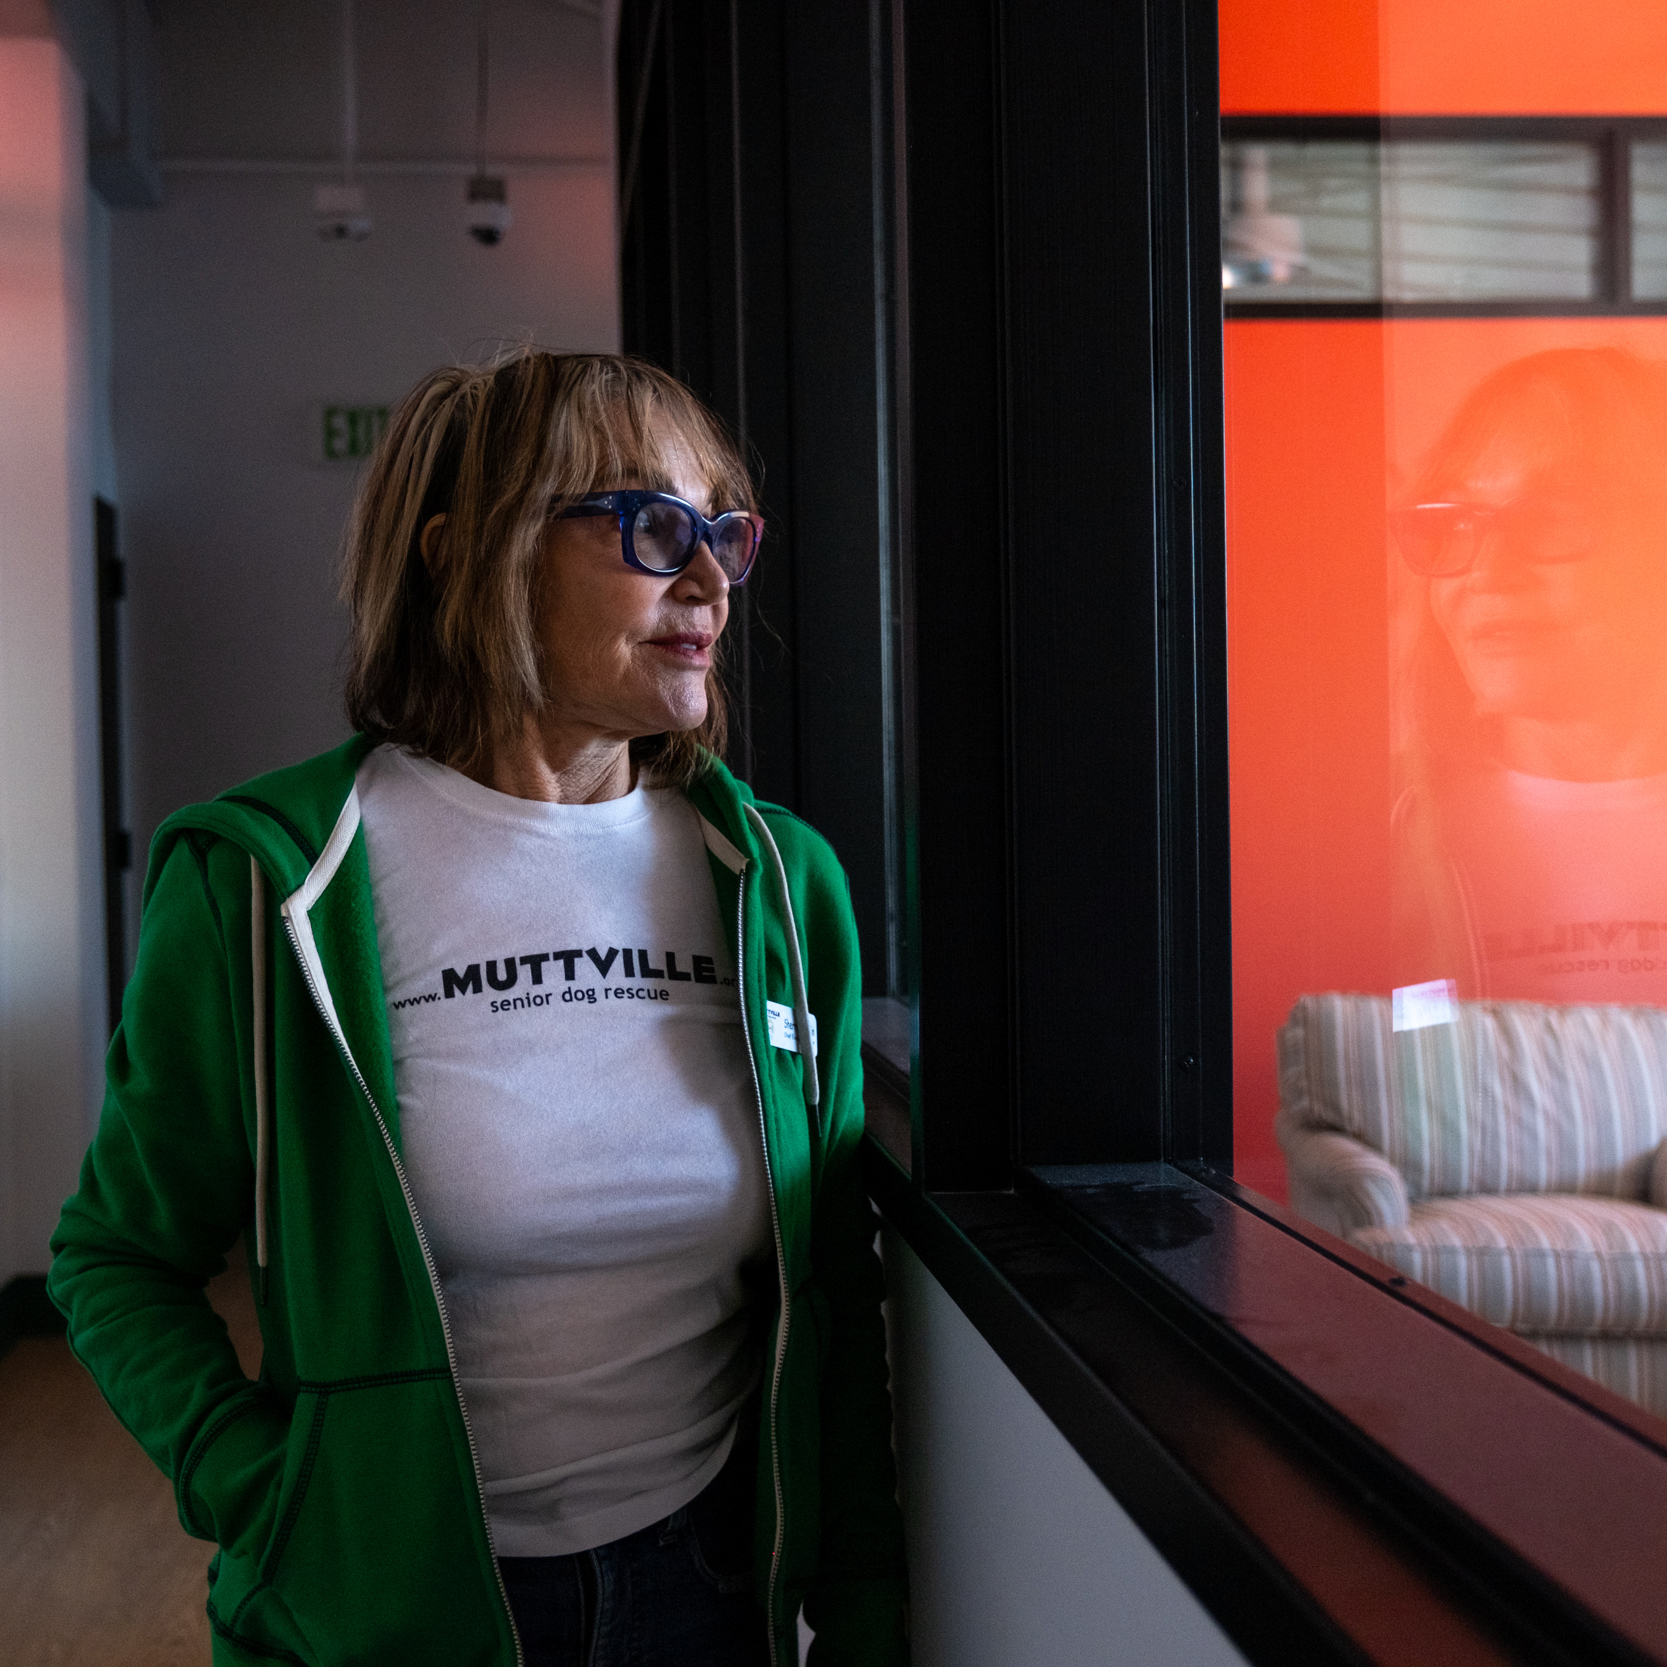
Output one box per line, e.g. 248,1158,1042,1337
465,713,637,803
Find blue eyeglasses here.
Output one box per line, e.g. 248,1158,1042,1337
559,490,763,585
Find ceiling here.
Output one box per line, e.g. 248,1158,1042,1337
153,0,610,165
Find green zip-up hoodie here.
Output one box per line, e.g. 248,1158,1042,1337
48,735,908,1667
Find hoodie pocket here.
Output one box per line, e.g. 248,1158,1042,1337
198,1390,324,1662
261,1390,329,1582
181,1389,293,1556
260,1371,514,1667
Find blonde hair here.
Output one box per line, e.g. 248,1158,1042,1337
341,348,756,783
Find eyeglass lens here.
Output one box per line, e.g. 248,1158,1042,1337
630,502,757,581
1391,498,1595,577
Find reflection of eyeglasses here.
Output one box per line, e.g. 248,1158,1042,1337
559,490,762,585
1390,497,1596,578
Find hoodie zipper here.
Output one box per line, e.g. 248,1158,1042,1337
736,860,791,1667
279,914,525,1667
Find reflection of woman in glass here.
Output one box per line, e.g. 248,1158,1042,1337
1393,347,1667,1004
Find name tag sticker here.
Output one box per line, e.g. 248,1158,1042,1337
765,1000,819,1056
1391,978,1458,1033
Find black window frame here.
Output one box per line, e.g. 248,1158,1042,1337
619,3,1667,1661
617,0,907,1001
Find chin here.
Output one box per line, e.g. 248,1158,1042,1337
647,697,709,736
1470,684,1589,723
619,666,709,737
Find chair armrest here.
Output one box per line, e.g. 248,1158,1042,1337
1276,1113,1411,1237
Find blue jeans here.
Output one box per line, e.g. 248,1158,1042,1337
497,1421,770,1667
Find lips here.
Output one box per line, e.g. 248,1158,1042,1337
1460,617,1552,650
645,630,714,660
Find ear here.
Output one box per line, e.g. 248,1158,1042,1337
419,513,447,571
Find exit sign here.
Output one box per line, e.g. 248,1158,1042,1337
318,403,389,463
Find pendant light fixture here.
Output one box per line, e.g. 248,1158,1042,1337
315,0,372,240
466,0,511,245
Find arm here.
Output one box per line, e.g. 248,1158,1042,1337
798,865,909,1666
1275,1109,1412,1238
48,836,289,1557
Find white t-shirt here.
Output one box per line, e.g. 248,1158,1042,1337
1443,766,1667,1005
355,745,772,1557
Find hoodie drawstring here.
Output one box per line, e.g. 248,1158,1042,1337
251,856,271,1305
743,805,821,1136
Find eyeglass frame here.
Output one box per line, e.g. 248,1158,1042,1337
557,489,763,585
1389,494,1600,579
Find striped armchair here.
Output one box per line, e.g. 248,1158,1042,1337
1276,993,1667,1417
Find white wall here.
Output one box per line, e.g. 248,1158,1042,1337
112,0,618,863
0,37,107,1285
0,0,617,1280
113,167,618,857
883,1228,1249,1667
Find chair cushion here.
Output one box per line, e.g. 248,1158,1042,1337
1521,1335,1667,1418
1351,1195,1667,1334
1279,993,1667,1200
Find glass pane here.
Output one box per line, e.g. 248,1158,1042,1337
1224,7,1667,1425
1380,141,1599,300
1632,141,1667,300
1223,137,1602,304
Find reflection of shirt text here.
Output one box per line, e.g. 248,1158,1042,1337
1483,922,1667,960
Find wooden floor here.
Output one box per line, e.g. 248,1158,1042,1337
0,1259,261,1667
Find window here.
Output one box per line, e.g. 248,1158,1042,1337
1631,143,1667,298
621,0,1667,1658
1223,119,1667,315
1225,130,1602,305
1224,24,1667,1435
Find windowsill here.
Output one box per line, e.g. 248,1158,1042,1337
861,997,912,1174
861,1096,1667,1665
860,996,911,1080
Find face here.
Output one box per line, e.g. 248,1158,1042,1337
533,452,731,744
1426,402,1667,729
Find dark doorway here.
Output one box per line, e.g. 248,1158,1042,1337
95,497,131,1034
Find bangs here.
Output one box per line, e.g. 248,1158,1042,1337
1417,348,1667,500
545,360,757,517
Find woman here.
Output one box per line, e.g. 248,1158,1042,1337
48,350,909,1667
1391,346,1667,1005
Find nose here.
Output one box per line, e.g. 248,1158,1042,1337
673,539,730,602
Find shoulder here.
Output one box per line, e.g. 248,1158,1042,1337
682,755,846,890
681,760,854,930
749,798,848,891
